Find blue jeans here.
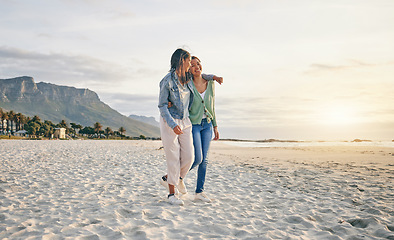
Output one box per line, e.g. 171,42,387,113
190,118,213,193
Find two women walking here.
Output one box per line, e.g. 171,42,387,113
158,48,222,205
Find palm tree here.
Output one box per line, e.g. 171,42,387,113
104,127,113,139
32,115,41,122
19,114,27,131
14,113,20,132
15,113,24,131
118,127,126,137
94,122,102,138
59,119,67,128
8,111,16,134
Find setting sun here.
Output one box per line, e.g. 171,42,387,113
320,105,358,125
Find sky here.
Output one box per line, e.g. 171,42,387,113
1,0,394,140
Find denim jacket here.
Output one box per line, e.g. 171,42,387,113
158,70,214,129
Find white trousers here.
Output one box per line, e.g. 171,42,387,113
160,117,194,186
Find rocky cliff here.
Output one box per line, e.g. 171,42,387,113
0,76,160,137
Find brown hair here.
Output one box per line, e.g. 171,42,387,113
170,48,191,84
191,56,200,62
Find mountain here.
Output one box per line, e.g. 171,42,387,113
128,114,159,128
0,76,160,137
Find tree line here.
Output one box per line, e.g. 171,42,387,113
0,108,129,139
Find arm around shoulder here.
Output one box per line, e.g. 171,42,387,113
202,74,223,85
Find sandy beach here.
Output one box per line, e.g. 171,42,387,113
0,140,393,239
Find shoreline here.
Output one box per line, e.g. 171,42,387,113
219,138,394,143
2,133,393,143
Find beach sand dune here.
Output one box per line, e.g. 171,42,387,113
0,140,393,239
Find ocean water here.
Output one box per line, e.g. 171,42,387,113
221,140,394,148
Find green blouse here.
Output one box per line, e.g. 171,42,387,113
189,80,217,127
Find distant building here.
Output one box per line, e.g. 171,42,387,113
54,128,66,139
14,130,27,137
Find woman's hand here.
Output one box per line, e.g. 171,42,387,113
168,102,173,108
173,125,183,135
213,126,219,140
213,76,223,85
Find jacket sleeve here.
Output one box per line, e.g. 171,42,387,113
158,79,177,129
202,73,215,81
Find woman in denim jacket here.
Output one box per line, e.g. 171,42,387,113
158,49,217,205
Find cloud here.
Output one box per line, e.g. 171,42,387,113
305,59,390,74
0,46,139,89
0,46,165,120
309,64,349,71
59,0,136,22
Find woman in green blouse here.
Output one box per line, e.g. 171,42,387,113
188,56,221,202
